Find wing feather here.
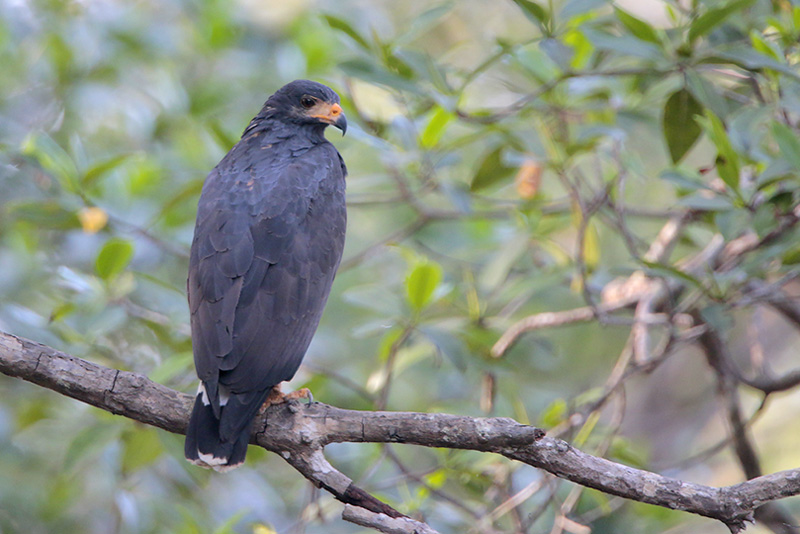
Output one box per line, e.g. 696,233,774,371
189,142,346,406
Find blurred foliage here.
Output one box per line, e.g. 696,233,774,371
1,0,800,533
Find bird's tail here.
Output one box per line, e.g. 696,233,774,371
184,386,270,471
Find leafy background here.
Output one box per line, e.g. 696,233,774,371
1,0,799,533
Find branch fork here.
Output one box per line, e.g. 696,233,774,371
2,330,799,533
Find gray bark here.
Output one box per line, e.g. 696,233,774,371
2,330,798,533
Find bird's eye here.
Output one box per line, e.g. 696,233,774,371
300,96,316,109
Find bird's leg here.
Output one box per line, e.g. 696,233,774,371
283,387,313,403
260,383,314,413
261,383,285,411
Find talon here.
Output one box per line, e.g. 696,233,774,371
260,384,313,409
283,387,312,404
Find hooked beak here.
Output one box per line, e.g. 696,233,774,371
326,103,347,135
333,111,347,136
309,102,347,136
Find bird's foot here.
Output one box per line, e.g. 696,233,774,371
282,387,314,404
259,385,313,414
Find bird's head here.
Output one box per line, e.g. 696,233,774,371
266,80,347,135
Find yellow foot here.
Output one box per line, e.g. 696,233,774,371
259,385,313,414
282,387,313,403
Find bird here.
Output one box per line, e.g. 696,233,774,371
184,80,348,471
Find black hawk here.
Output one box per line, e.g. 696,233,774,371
184,80,347,471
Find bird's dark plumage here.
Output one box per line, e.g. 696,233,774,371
184,80,347,470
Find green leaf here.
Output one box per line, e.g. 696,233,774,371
677,192,733,211
660,169,711,192
510,0,549,28
563,28,593,69
20,132,79,193
662,88,704,163
470,147,514,191
699,111,740,193
341,284,403,316
149,351,194,384
44,475,78,518
479,234,529,291
419,326,468,371
752,202,776,238
749,30,781,62
614,7,660,44
82,154,130,187
339,58,422,95
15,398,51,430
395,5,453,47
688,0,755,44
121,427,163,473
783,245,800,265
420,106,454,148
581,28,662,60
560,0,606,20
574,410,599,446
8,201,80,229
44,33,73,80
540,398,568,428
127,155,164,196
213,512,248,534
712,48,800,82
714,210,750,241
378,327,404,361
323,15,370,49
158,179,205,228
423,468,447,489
609,436,648,468
406,261,443,312
771,122,800,170
49,302,77,322
540,38,573,70
700,304,734,332
685,70,728,119
206,119,238,152
583,220,600,269
381,47,416,79
96,238,135,280
515,43,561,83
64,423,120,471
641,260,707,292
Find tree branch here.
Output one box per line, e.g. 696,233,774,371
342,505,440,534
2,330,800,533
696,318,799,534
